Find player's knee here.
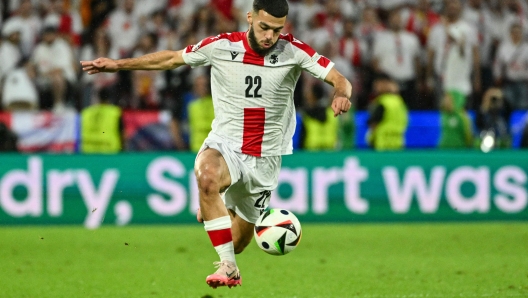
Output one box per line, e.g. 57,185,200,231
195,169,221,197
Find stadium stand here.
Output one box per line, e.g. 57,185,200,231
0,0,527,152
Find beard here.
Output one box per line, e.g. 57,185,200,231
248,25,278,56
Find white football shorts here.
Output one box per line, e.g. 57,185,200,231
197,133,281,224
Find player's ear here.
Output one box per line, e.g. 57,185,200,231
247,11,253,25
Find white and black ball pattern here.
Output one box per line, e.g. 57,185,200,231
254,209,302,256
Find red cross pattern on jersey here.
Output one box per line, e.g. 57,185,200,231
183,32,334,157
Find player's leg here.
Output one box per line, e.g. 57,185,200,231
228,209,255,254
197,208,203,223
195,147,241,288
195,148,231,220
222,155,278,255
197,207,255,253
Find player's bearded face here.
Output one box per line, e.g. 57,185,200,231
248,24,279,56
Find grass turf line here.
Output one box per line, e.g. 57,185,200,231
0,222,527,298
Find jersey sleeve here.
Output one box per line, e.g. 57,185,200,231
288,35,335,80
182,35,219,67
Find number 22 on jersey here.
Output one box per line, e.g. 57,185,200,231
245,75,262,98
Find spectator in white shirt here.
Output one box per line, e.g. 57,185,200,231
355,6,384,62
0,18,23,84
300,12,331,52
324,0,345,38
339,19,368,68
9,0,42,58
486,1,528,43
493,22,528,109
2,59,39,111
372,9,421,109
400,0,442,48
106,0,140,58
145,9,172,52
463,0,498,93
427,0,481,108
335,0,358,21
42,0,84,49
134,0,167,22
502,0,528,38
31,25,77,111
487,1,510,50
293,0,324,36
339,19,368,105
168,0,209,28
8,0,42,14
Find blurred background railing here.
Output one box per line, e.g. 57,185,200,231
1,109,528,152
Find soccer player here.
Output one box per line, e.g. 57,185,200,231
81,0,352,289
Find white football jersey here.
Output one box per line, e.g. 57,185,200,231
182,31,334,157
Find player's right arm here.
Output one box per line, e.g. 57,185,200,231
288,34,352,116
80,50,186,75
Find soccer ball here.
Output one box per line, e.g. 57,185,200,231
254,208,302,256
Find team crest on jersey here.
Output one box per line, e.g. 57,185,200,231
269,54,279,64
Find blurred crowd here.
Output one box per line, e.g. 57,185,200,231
1,0,528,152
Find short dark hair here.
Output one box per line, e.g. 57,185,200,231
253,0,289,18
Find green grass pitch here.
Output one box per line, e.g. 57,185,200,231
1,222,527,298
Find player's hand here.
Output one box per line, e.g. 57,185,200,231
80,58,118,75
331,96,352,117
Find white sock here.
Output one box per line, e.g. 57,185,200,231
204,216,236,265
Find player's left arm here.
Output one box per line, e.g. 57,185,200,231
81,50,186,75
324,67,353,117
